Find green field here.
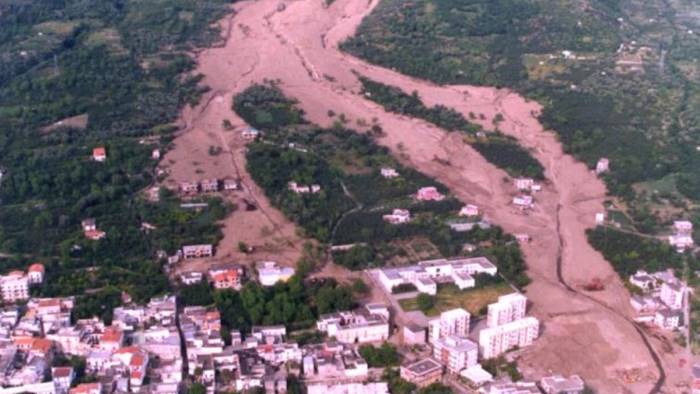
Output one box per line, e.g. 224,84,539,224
399,283,514,316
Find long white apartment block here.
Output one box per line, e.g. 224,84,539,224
478,316,540,359
428,308,470,344
378,256,497,295
486,293,527,328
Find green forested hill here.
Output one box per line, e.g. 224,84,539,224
342,0,700,232
0,0,232,313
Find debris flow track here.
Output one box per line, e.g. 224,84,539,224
165,0,683,390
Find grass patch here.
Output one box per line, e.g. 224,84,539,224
398,282,513,316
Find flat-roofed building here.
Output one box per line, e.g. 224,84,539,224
539,374,585,394
403,324,426,345
182,244,213,259
400,358,443,387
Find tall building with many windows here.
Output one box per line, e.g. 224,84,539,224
486,293,527,328
479,316,540,359
427,308,470,344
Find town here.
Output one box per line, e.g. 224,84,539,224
0,258,591,394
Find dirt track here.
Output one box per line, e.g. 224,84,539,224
164,0,690,390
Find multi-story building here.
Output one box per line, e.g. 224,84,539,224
0,272,29,302
660,281,684,309
428,308,470,344
478,317,540,359
486,293,527,328
400,358,443,387
432,336,478,373
181,244,213,259
316,305,389,344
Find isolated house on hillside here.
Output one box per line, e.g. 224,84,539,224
380,167,399,179
383,209,411,224
596,158,609,174
181,244,213,259
459,204,479,217
416,187,444,201
179,182,199,194
92,147,106,162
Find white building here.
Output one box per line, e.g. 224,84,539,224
539,374,585,394
595,212,605,225
669,234,694,251
654,308,681,330
432,335,478,373
486,293,527,328
380,168,399,178
459,205,480,217
512,195,533,209
428,308,470,344
0,272,29,302
383,209,411,224
478,317,540,359
257,261,294,286
596,158,609,174
629,270,655,291
307,382,388,394
288,182,321,194
378,256,497,296
674,220,693,235
660,281,685,309
316,306,389,344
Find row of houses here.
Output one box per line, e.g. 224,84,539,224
179,178,242,195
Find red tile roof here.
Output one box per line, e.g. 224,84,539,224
28,263,45,273
93,147,106,157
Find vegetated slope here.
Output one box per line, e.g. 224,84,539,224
342,0,700,230
234,84,530,288
359,76,545,179
0,0,234,318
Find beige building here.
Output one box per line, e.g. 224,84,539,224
486,293,527,328
400,358,443,387
428,308,470,344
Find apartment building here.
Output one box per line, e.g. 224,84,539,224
428,308,470,344
181,244,213,259
479,317,540,359
432,335,478,373
486,293,527,328
0,273,29,302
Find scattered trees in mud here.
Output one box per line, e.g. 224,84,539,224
341,0,700,241
586,226,696,277
358,77,544,179
235,83,531,287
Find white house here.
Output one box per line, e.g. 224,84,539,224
512,195,533,209
383,209,411,224
596,158,609,174
257,261,294,286
459,205,479,217
380,168,399,178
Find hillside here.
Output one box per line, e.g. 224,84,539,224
343,0,700,233
0,0,233,316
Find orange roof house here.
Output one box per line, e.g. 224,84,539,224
92,147,107,162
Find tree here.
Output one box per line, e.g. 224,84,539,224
188,383,206,394
416,293,435,313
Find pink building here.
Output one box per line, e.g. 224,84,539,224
416,187,445,201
